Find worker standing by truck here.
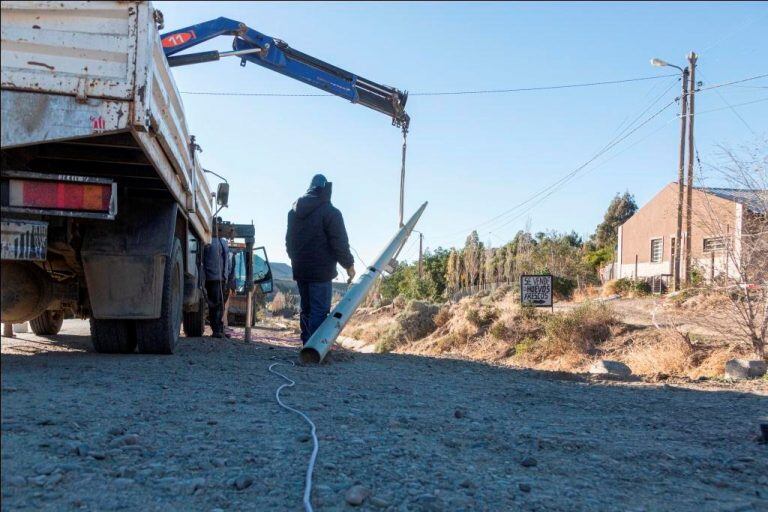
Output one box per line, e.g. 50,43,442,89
286,174,355,345
203,236,229,338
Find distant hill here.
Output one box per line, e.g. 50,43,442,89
268,262,349,297
270,262,293,281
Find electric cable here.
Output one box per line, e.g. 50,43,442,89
180,73,678,96
268,361,319,512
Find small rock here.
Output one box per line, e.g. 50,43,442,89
520,456,538,468
113,478,134,488
345,485,371,506
29,475,48,486
89,451,107,460
234,475,254,491
297,434,310,443
725,359,767,380
8,475,26,486
519,483,532,492
589,360,632,378
210,458,227,468
74,443,89,457
34,463,57,475
225,396,237,404
459,479,475,489
186,477,206,494
454,409,466,419
108,427,126,436
109,434,140,447
322,462,337,471
369,496,390,508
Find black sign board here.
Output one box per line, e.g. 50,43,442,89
520,274,553,307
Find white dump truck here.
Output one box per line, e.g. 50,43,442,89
1,1,218,353
1,0,410,354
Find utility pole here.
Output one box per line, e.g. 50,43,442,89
673,66,690,292
418,232,424,279
684,51,697,288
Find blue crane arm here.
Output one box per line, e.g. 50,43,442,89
160,17,409,131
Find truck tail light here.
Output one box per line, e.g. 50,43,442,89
9,179,112,212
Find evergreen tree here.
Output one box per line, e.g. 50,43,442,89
593,191,637,249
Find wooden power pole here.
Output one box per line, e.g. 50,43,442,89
673,66,690,292
418,232,424,279
684,51,697,288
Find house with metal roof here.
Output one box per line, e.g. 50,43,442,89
615,182,767,288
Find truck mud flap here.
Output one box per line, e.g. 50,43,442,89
81,198,177,319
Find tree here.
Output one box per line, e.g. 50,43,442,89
694,143,767,358
593,192,638,250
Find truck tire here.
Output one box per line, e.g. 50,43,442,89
136,238,183,354
183,294,205,338
29,310,64,335
90,318,137,354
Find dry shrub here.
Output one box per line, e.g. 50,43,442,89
465,306,498,329
573,285,602,302
435,333,463,353
489,319,509,340
623,330,695,377
541,302,616,356
374,300,438,353
434,306,452,328
490,284,513,302
602,280,620,296
689,345,749,379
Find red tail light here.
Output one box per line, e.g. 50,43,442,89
7,179,114,213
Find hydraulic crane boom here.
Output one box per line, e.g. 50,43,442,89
160,17,410,131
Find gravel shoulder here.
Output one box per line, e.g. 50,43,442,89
2,320,767,511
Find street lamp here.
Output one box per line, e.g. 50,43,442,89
652,57,689,291
650,57,685,73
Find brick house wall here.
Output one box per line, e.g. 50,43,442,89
616,183,741,281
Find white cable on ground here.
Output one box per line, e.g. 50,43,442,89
268,361,319,512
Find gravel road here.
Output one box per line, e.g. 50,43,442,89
2,320,767,511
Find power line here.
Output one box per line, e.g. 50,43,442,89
407,74,679,96
431,73,768,244
435,82,681,242
179,73,678,97
179,72,765,98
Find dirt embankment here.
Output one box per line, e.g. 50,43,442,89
2,320,767,511
345,290,767,385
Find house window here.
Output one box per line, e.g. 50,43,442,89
703,237,726,252
650,238,663,263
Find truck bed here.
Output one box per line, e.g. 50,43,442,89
0,1,212,241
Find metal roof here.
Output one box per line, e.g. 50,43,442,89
697,187,768,214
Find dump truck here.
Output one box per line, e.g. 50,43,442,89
1,0,410,354
0,1,220,354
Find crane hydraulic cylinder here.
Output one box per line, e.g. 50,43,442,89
299,202,428,364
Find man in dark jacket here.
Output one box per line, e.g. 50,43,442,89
203,236,229,338
286,174,355,345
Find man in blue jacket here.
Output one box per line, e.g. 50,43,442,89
286,174,355,345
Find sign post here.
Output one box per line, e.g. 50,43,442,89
520,274,554,311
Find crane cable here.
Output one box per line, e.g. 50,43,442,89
268,361,319,512
399,127,408,227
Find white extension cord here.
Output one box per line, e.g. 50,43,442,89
269,361,319,512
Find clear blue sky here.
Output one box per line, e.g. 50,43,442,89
157,1,767,270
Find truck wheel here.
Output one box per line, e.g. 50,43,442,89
29,310,64,335
183,294,205,338
90,318,137,353
136,238,183,354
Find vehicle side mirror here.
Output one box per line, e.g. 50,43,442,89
216,183,229,207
